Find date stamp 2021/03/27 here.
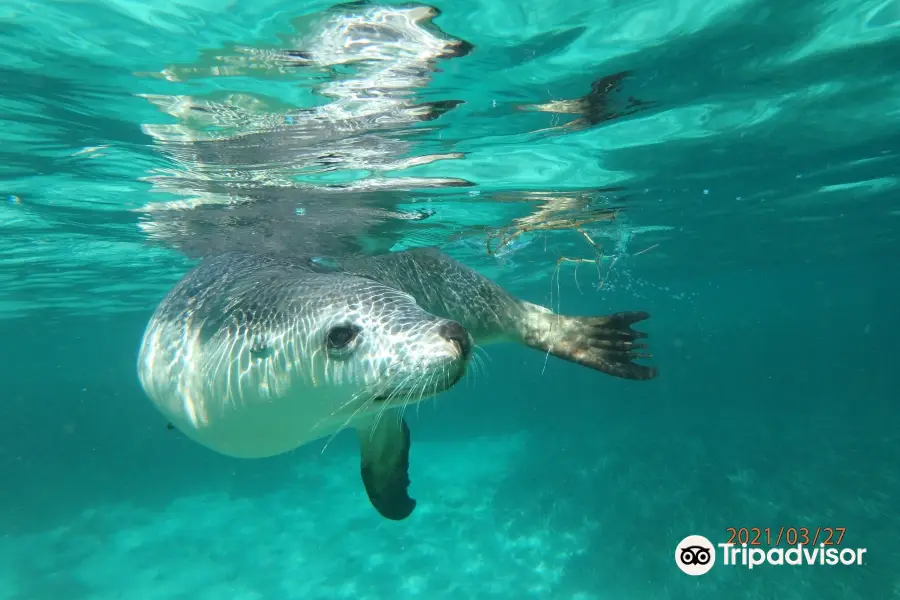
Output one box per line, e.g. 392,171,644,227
725,527,846,547
675,528,866,575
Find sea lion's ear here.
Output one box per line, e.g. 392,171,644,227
355,415,416,520
306,256,340,272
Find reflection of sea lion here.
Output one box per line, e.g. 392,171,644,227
137,248,656,521
139,3,472,188
520,71,654,132
136,3,475,256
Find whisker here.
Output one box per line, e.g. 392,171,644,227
472,355,484,387
471,351,486,380
415,369,437,421
312,387,368,434
318,368,411,455
400,379,418,424
405,371,427,422
320,391,377,455
469,348,489,388
473,344,492,363
370,383,399,442
393,372,418,427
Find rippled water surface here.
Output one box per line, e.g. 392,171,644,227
1,1,899,599
4,0,899,317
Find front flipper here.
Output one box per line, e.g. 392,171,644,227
355,415,416,520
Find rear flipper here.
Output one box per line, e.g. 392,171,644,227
523,310,658,380
356,415,416,520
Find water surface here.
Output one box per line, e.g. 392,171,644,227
1,1,898,598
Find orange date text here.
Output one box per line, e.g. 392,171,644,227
724,527,846,547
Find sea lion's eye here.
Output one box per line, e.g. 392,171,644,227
326,324,361,352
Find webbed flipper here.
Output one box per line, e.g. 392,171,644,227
356,414,416,520
524,310,658,380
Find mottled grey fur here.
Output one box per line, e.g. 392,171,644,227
138,247,655,521
341,248,657,380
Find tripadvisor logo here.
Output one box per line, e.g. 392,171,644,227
675,535,716,575
674,534,868,574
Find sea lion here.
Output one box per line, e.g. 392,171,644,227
137,248,656,521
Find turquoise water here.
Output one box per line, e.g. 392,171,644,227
1,0,899,598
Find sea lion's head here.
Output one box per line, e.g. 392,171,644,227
297,273,472,410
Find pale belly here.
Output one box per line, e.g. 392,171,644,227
165,391,356,459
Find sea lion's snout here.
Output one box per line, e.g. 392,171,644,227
438,320,471,360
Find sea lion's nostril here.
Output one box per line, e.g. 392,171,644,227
438,321,471,358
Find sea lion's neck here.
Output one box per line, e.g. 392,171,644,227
342,249,527,344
